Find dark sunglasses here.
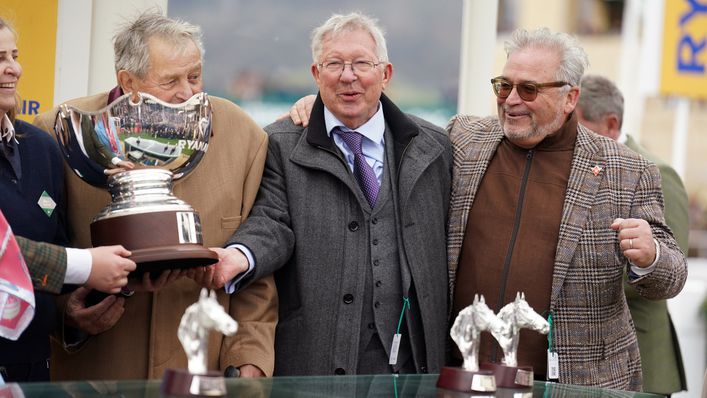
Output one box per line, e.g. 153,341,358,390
491,77,569,101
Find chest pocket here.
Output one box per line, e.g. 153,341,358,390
221,215,242,231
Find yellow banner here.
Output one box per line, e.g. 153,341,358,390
0,0,58,121
660,0,707,99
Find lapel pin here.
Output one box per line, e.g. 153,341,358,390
592,165,602,176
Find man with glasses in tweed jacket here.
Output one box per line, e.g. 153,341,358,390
446,28,687,391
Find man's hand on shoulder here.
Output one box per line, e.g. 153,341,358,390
276,94,316,127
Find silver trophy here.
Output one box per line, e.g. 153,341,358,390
162,288,238,397
482,292,550,389
54,92,217,275
437,294,504,393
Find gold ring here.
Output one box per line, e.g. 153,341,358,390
629,238,633,249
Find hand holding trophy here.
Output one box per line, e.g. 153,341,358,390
437,294,504,393
54,92,218,276
162,288,238,396
481,292,549,389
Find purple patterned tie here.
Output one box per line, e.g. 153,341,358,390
335,128,379,207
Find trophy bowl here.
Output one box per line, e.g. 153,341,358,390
54,92,218,275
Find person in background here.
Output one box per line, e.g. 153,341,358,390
576,74,688,396
33,10,276,380
0,16,132,382
210,12,452,376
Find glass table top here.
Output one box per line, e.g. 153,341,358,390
1,373,662,397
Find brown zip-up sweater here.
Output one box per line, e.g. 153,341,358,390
452,114,578,377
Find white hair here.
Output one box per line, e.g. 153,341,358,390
505,27,589,86
113,9,204,77
310,12,389,63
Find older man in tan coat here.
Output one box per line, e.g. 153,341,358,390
34,11,276,379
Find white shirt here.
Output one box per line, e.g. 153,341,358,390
324,103,386,185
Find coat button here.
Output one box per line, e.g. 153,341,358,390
368,322,375,329
335,367,346,375
375,281,382,287
348,221,359,231
373,259,380,266
372,239,378,245
374,301,381,308
343,294,354,304
371,217,378,224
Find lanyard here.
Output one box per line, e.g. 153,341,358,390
396,296,411,334
547,311,554,352
389,296,411,366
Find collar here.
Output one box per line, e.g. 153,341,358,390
108,86,124,105
307,93,418,151
324,102,385,146
0,115,18,145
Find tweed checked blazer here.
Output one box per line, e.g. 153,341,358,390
446,115,687,391
16,236,67,294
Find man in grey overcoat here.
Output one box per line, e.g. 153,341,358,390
212,12,452,376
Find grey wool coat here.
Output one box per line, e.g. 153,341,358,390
446,115,688,391
230,93,452,376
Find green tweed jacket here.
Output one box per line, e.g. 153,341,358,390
16,236,67,294
623,134,688,394
446,115,687,391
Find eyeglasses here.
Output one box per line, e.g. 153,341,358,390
490,77,569,101
318,60,383,75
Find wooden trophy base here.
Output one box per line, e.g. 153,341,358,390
91,210,218,277
480,363,534,388
161,368,227,397
436,366,497,393
129,244,218,278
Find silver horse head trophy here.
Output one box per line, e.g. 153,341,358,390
163,288,237,396
490,292,549,367
438,294,504,393
178,288,238,375
450,294,508,372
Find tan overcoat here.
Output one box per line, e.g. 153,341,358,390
34,92,277,380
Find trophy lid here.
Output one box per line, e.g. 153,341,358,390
55,92,213,188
